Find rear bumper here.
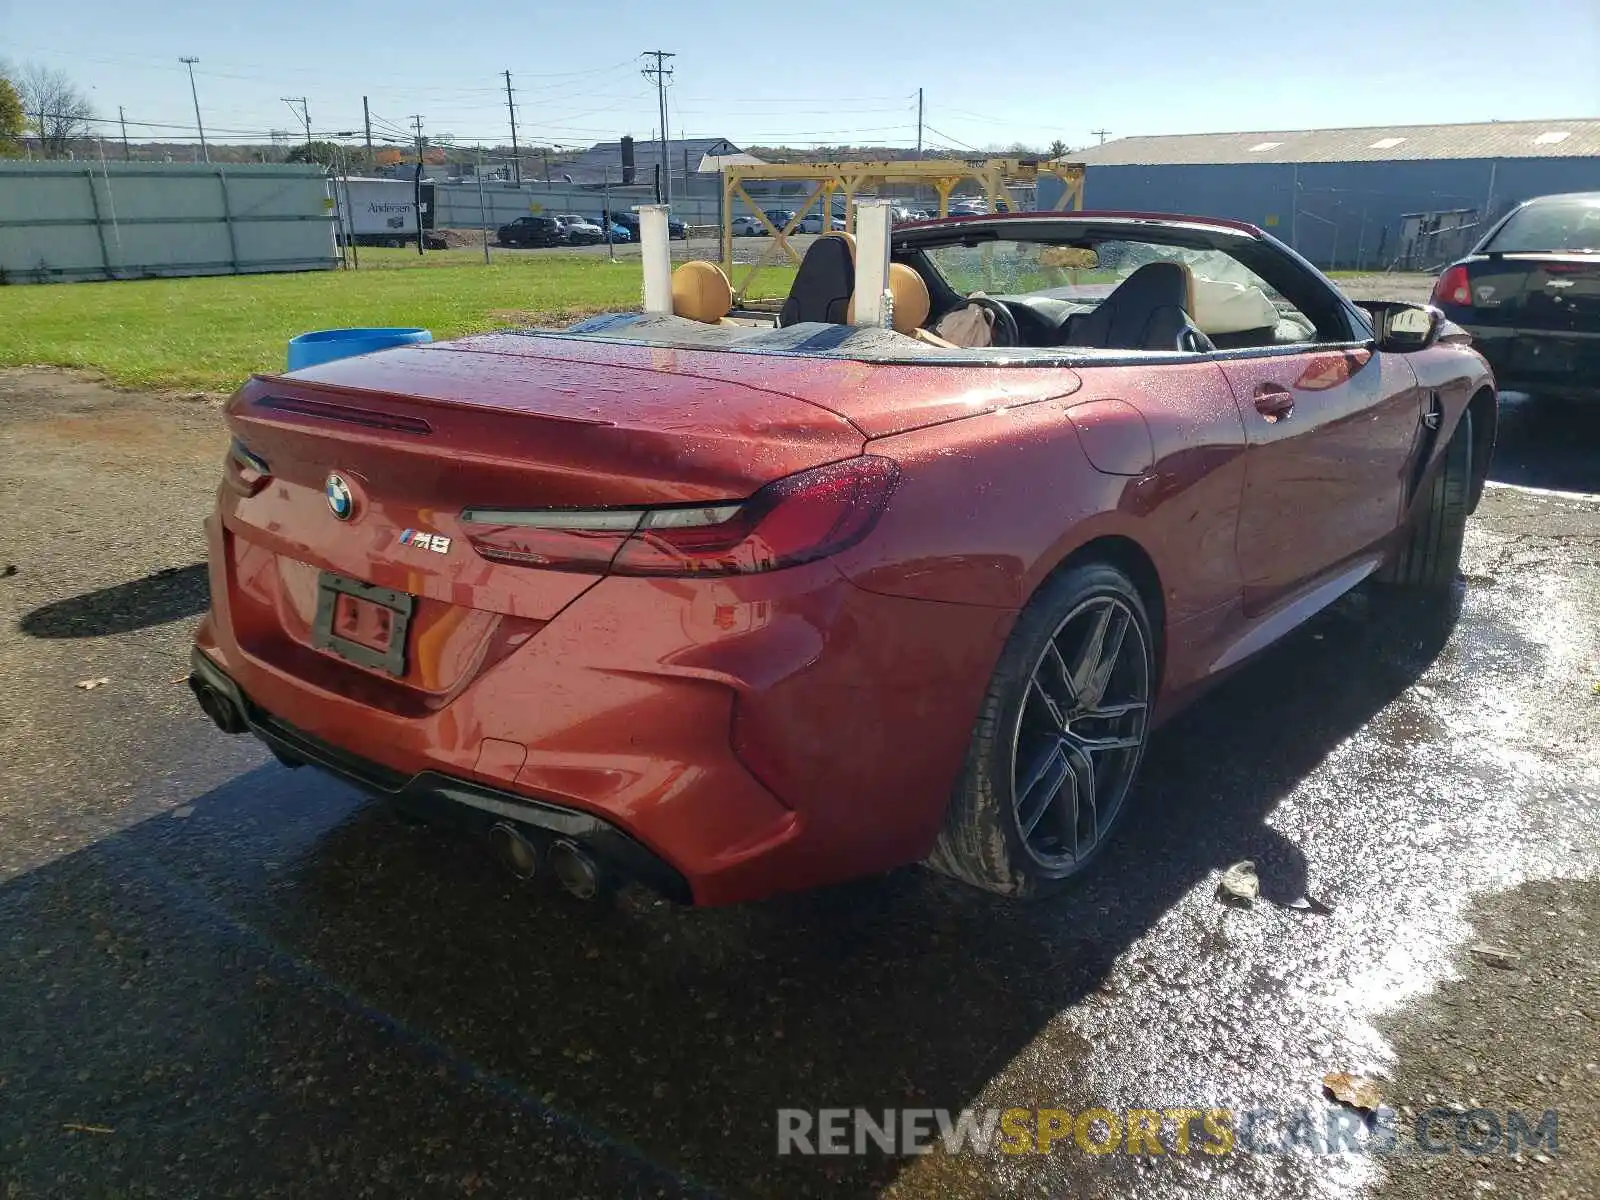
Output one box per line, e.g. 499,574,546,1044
189,649,694,902
1462,324,1600,398
196,513,1012,904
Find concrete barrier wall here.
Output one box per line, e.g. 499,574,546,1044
0,162,338,284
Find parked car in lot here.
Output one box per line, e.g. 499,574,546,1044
733,212,797,237
608,211,688,240
193,210,1496,907
594,218,631,243
798,213,847,234
1430,191,1600,401
495,215,564,248
556,214,605,245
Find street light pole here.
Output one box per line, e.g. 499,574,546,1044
179,57,208,163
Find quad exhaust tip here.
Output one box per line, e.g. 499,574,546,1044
191,678,247,735
488,821,541,881
548,838,603,901
490,828,606,900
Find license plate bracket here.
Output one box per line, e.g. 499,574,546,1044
311,573,414,676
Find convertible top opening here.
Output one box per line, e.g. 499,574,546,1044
595,210,1356,360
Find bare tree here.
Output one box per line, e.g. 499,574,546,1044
16,63,94,158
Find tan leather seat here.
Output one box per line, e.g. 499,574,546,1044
671,260,734,324
886,262,930,333
847,263,931,330
847,262,956,346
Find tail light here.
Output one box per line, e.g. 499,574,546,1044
1432,265,1472,307
223,438,271,497
462,456,899,576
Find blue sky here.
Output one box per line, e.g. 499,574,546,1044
6,0,1597,151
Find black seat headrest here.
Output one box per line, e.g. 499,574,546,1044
1061,261,1197,351
779,236,855,327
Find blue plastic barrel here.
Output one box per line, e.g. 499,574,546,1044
286,327,432,371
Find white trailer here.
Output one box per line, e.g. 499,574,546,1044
332,176,433,248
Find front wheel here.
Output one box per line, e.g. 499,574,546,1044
929,562,1155,898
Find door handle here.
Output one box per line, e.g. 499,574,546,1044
1253,385,1294,422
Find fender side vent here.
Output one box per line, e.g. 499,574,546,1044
1406,392,1444,503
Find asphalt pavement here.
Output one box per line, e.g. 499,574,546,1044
1,367,1597,1199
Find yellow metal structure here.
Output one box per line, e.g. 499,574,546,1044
720,158,1086,303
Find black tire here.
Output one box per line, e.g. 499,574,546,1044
1380,409,1472,591
929,562,1155,898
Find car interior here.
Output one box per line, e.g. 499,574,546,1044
567,221,1356,360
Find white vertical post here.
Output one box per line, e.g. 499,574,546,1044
637,204,673,315
852,199,893,328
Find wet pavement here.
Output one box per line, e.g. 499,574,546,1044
2,369,1597,1198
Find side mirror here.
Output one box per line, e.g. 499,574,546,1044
1367,301,1444,352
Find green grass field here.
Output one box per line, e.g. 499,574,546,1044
1,252,797,393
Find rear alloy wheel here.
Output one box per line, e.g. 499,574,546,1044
1380,408,1473,592
930,563,1154,897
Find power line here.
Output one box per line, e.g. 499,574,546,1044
281,97,311,142
367,109,412,139
922,124,981,152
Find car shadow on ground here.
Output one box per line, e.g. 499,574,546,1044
1489,393,1600,494
18,563,209,638
0,587,1466,1198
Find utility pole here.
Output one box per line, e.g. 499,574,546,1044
502,70,521,185
916,87,923,159
282,97,311,144
477,146,491,264
179,58,209,163
1091,128,1110,145
118,106,131,161
641,51,675,207
411,114,426,256
362,96,373,159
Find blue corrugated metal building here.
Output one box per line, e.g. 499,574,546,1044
1039,119,1600,270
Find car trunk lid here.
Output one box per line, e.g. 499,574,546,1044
218,338,865,708
1464,253,1600,332
443,331,1081,438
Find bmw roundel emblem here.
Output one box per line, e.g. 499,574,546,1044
325,473,354,520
